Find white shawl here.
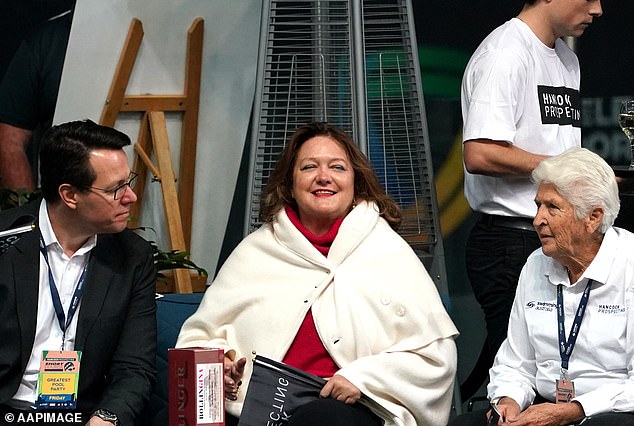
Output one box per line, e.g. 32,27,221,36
176,201,459,425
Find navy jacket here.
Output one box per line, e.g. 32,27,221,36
0,200,157,425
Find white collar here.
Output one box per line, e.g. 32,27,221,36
545,227,617,288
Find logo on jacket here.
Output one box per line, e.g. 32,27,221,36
597,304,625,314
526,301,556,312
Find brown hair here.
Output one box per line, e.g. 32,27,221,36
259,122,402,230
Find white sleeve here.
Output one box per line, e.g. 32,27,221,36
487,267,538,410
338,337,457,426
462,48,528,144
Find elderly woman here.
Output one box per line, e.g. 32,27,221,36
450,147,634,426
176,122,458,426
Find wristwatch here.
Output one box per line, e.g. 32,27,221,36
92,408,120,426
490,397,503,406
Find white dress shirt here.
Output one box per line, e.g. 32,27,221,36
11,200,96,406
488,227,634,417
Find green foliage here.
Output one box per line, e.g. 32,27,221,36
150,240,208,280
134,226,208,281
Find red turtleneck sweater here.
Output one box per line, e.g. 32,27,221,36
281,206,341,377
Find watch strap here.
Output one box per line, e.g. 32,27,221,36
92,408,120,426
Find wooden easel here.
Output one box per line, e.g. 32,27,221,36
99,17,204,293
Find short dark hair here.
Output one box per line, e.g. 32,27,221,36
260,122,402,230
39,119,131,202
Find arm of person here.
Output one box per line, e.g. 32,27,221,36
175,286,236,354
505,401,585,426
86,417,116,426
488,396,521,424
463,138,548,177
462,44,551,178
176,276,246,401
488,267,540,410
0,123,35,190
91,241,157,426
335,337,458,425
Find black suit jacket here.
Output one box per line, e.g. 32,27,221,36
0,200,157,425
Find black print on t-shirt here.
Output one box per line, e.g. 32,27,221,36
537,85,581,127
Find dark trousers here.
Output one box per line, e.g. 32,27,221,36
460,215,541,401
448,407,634,426
226,398,382,426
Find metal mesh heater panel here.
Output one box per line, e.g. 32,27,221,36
247,0,355,233
361,0,438,259
246,0,447,293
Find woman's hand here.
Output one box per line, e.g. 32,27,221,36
319,375,361,404
224,356,246,401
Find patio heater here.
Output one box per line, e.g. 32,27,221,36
244,0,448,298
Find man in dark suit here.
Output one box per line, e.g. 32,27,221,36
0,119,156,425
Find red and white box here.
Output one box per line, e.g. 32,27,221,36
168,347,225,426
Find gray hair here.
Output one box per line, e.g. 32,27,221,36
531,147,619,234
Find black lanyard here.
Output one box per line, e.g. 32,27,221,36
557,279,594,372
39,234,90,349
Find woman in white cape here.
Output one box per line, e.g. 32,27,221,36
176,122,459,426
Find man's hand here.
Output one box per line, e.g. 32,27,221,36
224,356,246,401
319,375,361,405
86,416,116,426
504,401,585,426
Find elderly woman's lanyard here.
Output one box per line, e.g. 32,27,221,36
555,278,593,403
39,234,90,351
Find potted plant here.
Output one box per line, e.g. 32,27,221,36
134,226,208,292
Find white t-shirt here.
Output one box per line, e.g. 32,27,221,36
461,18,582,217
488,227,634,417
